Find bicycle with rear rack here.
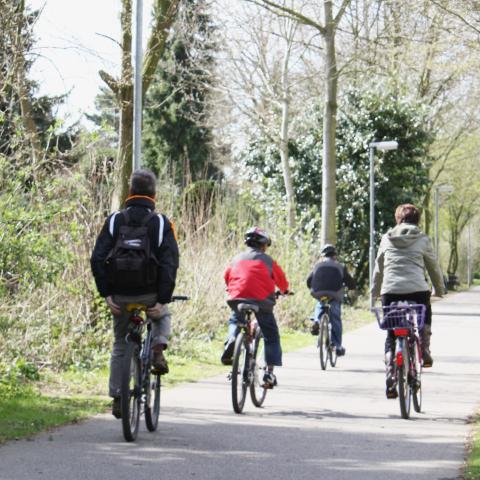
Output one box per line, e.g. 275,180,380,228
312,295,337,370
229,291,293,414
372,303,425,419
120,295,189,442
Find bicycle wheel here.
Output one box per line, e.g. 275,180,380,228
329,322,338,367
412,336,423,413
145,372,161,432
398,340,412,419
120,342,142,441
231,332,248,413
250,328,267,407
318,314,330,370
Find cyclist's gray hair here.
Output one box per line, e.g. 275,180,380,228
129,169,157,198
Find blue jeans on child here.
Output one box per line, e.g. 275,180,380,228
227,309,282,366
314,300,342,348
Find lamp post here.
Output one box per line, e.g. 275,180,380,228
133,0,144,171
433,184,454,262
369,141,398,308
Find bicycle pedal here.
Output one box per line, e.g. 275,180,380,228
227,373,232,381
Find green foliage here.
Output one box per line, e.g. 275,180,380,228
244,87,433,288
0,149,114,372
0,360,37,400
466,414,480,480
143,0,218,186
336,88,433,287
0,161,74,291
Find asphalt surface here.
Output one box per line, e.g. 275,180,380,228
1,289,480,480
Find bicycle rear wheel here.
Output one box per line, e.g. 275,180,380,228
120,342,142,441
412,336,422,413
231,332,248,413
318,314,330,370
145,372,161,431
398,340,412,419
250,328,267,407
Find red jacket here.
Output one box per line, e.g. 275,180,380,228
224,248,289,310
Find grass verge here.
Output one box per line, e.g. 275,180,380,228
0,394,109,444
466,414,480,480
0,329,313,444
0,307,373,444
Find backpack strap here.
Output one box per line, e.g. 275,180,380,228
108,211,121,237
140,211,164,248
157,214,165,247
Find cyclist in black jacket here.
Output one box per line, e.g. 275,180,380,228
90,169,179,418
306,244,356,356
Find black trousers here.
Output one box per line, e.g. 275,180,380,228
381,291,431,353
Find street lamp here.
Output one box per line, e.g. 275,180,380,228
434,184,454,262
369,140,399,308
133,0,144,171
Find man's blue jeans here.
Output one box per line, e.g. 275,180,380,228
313,300,342,348
227,309,282,366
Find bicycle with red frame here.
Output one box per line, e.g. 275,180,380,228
229,291,293,414
372,303,425,419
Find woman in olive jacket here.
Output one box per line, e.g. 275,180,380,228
371,204,445,397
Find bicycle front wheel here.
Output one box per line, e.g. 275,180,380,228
145,372,161,432
120,342,142,441
250,328,267,407
412,336,422,413
231,332,248,414
398,341,412,419
318,314,330,370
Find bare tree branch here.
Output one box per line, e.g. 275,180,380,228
245,0,326,35
429,0,480,35
99,70,119,95
334,0,351,28
142,0,181,93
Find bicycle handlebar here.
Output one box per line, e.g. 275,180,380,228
275,290,294,298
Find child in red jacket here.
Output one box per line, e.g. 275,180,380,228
222,227,289,388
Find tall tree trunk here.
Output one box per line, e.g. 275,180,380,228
14,0,42,166
100,0,180,211
111,0,134,211
321,1,338,245
249,0,350,241
279,27,296,229
279,94,296,228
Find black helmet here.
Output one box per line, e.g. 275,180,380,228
245,227,272,247
321,244,337,257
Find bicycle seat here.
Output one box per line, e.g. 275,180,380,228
126,303,147,312
237,303,259,313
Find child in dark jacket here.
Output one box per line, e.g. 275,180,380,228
307,244,356,356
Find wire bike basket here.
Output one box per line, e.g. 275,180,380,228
372,303,426,331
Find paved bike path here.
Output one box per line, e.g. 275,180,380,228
1,289,480,480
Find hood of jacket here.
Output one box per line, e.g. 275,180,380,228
386,223,423,248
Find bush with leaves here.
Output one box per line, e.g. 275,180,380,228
243,87,433,288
